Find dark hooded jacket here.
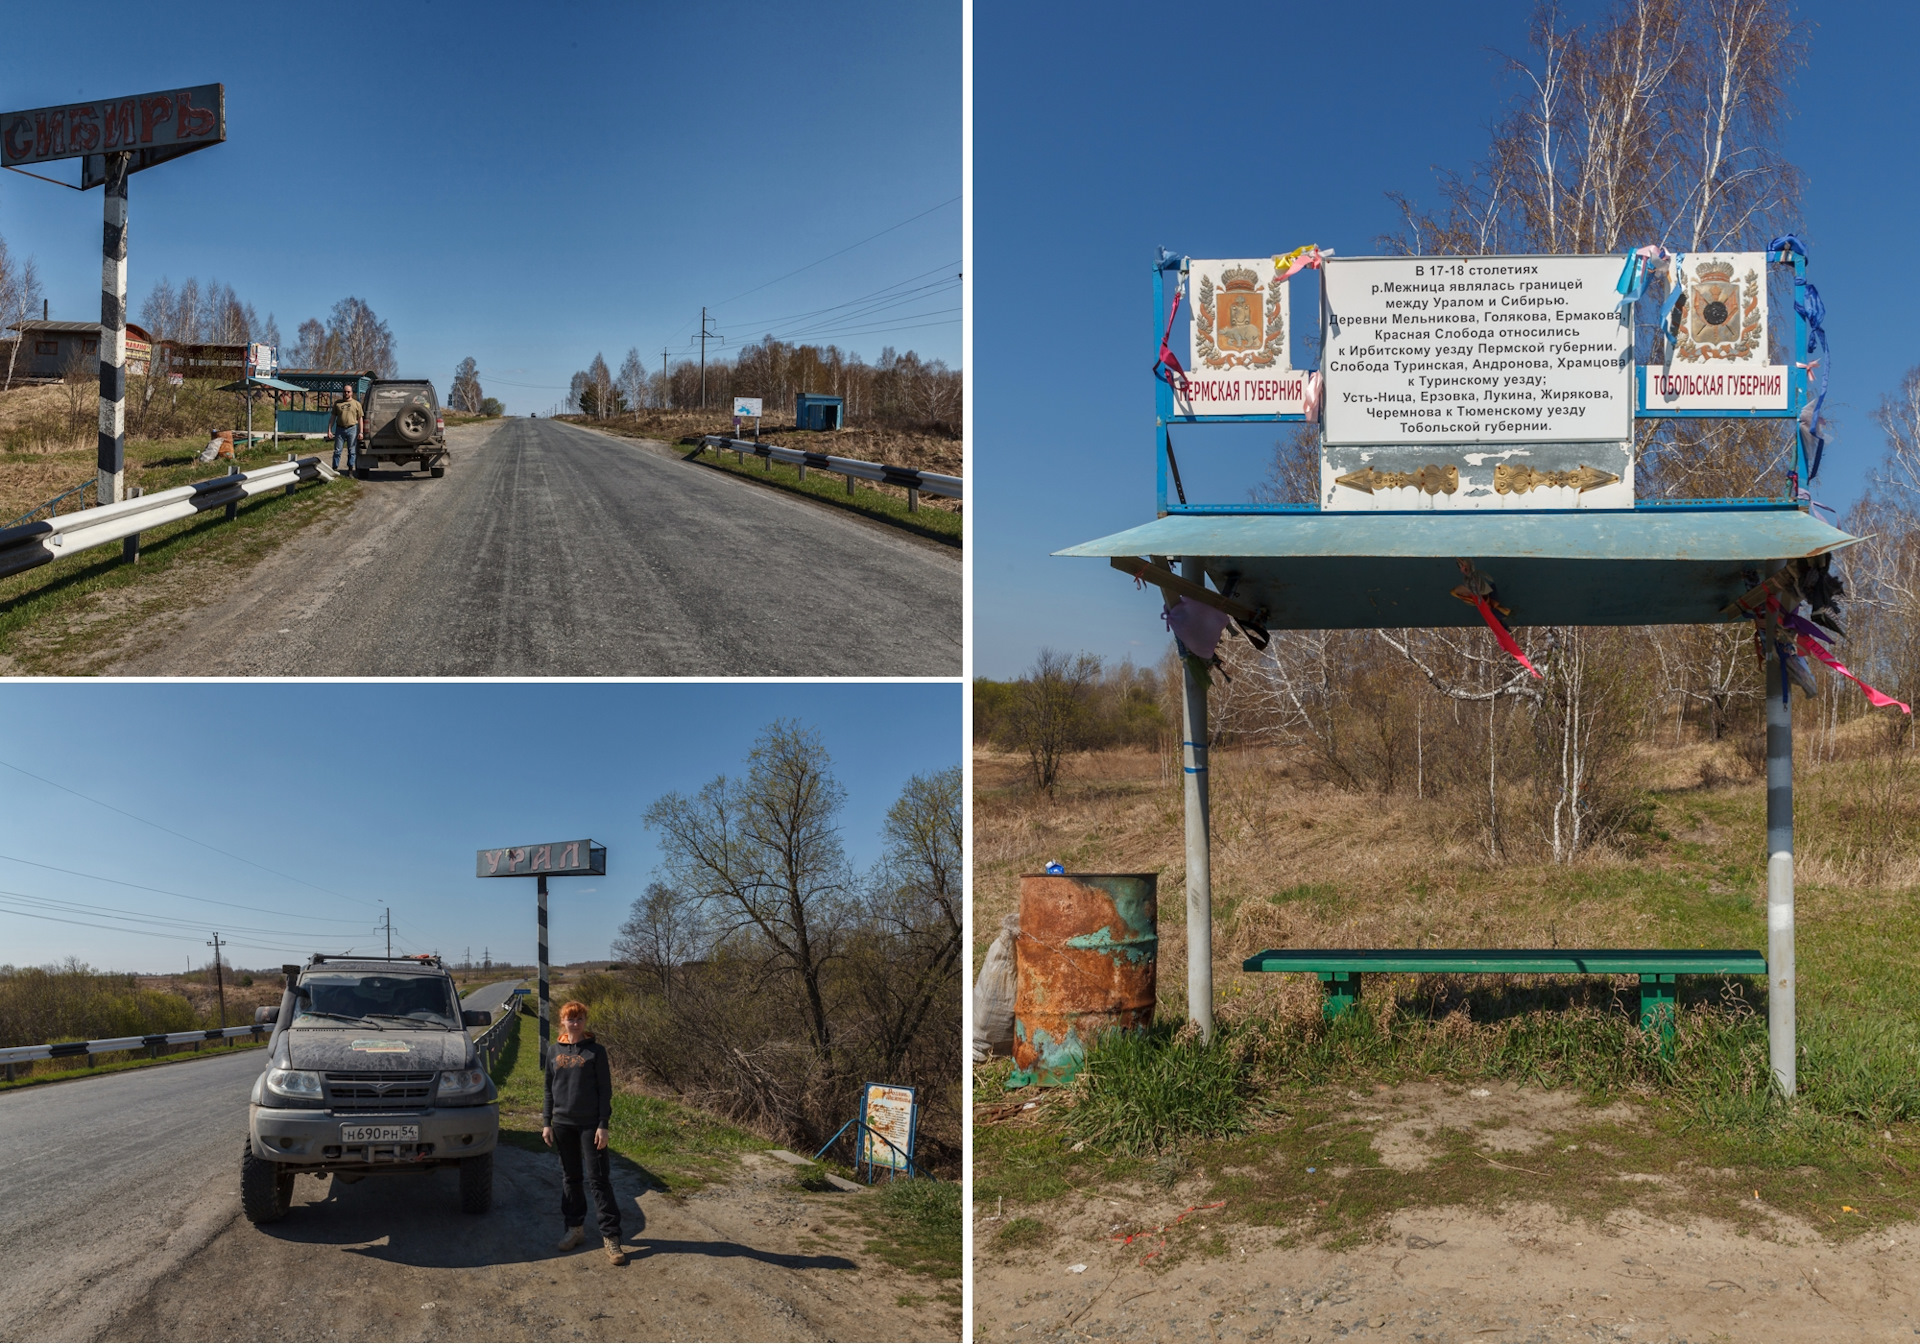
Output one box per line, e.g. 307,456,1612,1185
543,1031,613,1128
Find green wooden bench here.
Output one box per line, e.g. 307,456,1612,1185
1240,948,1768,1038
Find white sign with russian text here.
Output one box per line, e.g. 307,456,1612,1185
1321,255,1632,446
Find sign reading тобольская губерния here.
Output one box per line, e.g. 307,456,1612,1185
1321,255,1632,447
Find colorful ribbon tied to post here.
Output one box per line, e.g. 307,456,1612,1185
1615,244,1668,302
1769,234,1829,481
1163,595,1233,662
1154,269,1189,394
1450,559,1541,678
1770,595,1909,714
1271,244,1331,283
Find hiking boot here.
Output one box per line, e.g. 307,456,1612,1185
556,1226,585,1251
604,1237,629,1266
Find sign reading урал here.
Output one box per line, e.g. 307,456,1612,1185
1321,255,1631,447
475,841,606,878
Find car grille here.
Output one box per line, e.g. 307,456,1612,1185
325,1071,435,1110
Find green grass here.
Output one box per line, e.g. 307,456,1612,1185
1065,1024,1259,1157
0,438,353,672
855,1175,963,1279
487,1012,760,1193
0,1038,266,1092
648,435,961,546
687,443,961,545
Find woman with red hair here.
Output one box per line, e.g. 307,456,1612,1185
542,1000,627,1264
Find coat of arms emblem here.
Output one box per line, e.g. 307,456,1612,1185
1195,263,1286,369
1673,257,1760,362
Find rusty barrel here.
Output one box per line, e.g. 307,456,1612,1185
1010,873,1157,1086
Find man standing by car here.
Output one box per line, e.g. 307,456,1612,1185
329,385,363,473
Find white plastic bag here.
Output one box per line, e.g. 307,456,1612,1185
971,912,1019,1063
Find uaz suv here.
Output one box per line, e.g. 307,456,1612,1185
241,954,499,1223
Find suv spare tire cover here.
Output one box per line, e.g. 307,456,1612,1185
393,404,434,444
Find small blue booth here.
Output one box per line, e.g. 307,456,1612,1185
795,393,844,431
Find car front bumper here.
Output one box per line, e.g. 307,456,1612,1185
249,1103,498,1168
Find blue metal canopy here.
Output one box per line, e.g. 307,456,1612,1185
1057,508,1858,629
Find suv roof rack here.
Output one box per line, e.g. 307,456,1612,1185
302,953,443,968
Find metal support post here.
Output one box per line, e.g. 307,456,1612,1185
97,153,129,505
537,873,551,1068
1766,652,1796,1096
908,487,920,513
285,452,297,496
122,486,143,562
225,458,239,521
1179,557,1214,1041
845,473,855,496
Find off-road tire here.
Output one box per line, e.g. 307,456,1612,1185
459,1152,493,1214
240,1142,292,1224
430,465,446,478
394,405,434,444
354,465,370,480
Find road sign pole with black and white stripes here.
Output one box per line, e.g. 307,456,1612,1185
475,840,606,1071
97,152,129,504
536,874,549,1068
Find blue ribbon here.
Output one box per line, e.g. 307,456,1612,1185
1770,234,1828,481
1616,250,1649,301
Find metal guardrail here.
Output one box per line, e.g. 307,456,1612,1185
0,1024,266,1079
473,994,523,1073
696,435,963,505
0,455,338,581
6,476,98,529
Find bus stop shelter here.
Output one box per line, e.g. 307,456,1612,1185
1056,241,1886,1097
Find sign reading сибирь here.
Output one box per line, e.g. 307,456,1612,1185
1321,255,1631,447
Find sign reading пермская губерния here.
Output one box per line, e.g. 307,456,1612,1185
1321,255,1631,447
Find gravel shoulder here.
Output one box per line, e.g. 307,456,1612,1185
105,1145,949,1343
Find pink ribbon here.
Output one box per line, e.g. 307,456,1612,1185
1471,595,1541,678
1302,369,1323,422
1795,634,1910,714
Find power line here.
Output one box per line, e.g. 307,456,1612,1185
664,196,961,344
717,262,961,337
0,853,366,924
0,757,377,907
0,888,348,946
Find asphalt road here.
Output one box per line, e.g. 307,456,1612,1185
0,1048,264,1342
460,979,522,1017
114,418,960,676
0,983,946,1342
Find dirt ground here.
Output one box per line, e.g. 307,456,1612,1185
974,1080,1920,1342
107,1143,955,1342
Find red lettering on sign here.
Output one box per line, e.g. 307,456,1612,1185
139,96,172,144
509,848,526,870
532,846,552,871
560,843,580,869
483,849,505,874
34,111,60,158
2,117,31,161
67,106,99,153
103,100,134,149
176,91,216,139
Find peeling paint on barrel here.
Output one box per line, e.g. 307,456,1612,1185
1009,873,1157,1087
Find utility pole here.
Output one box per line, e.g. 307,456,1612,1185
698,308,719,410
379,907,393,959
206,933,227,1030
661,346,673,410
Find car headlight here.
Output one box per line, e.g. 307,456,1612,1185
266,1068,323,1098
440,1068,487,1096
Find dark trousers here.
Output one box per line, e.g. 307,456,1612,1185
553,1123,622,1240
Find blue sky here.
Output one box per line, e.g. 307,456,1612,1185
0,1,960,415
0,682,959,974
974,1,1918,677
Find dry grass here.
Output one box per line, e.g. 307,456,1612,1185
973,734,1920,1030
